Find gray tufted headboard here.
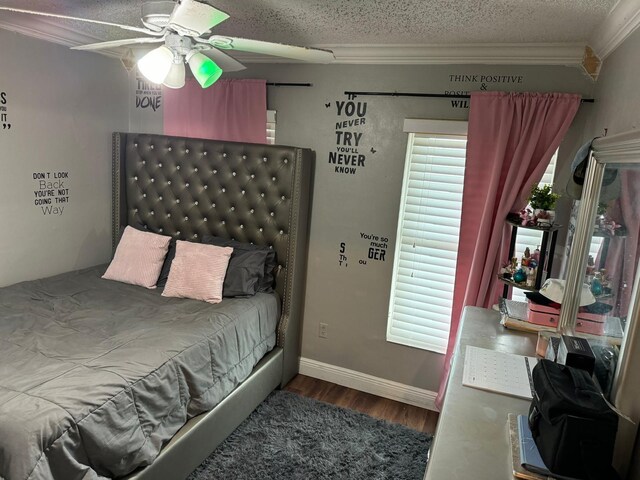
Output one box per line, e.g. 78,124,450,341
111,132,313,385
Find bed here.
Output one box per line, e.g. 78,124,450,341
0,132,314,480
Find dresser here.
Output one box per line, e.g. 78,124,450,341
425,306,536,480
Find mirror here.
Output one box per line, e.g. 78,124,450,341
560,136,640,395
554,133,640,476
563,163,640,397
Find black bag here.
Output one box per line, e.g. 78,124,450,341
528,359,619,480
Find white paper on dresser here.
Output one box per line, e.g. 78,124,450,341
462,346,538,400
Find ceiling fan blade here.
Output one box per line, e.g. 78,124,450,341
0,6,162,35
71,37,165,51
200,48,246,72
208,36,335,63
168,0,229,37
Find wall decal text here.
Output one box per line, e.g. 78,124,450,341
445,73,526,109
33,171,70,216
328,98,373,175
1,90,11,130
338,242,348,267
359,232,388,265
135,75,162,111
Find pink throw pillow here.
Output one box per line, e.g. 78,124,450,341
162,241,233,304
102,226,171,289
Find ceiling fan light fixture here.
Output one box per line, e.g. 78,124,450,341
186,50,223,88
1,2,335,80
168,0,230,37
163,61,186,89
138,45,174,84
141,1,175,31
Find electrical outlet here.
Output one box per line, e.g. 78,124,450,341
319,322,328,338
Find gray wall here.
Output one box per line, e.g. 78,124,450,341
0,30,129,287
128,62,594,391
581,28,640,477
242,63,594,391
587,30,640,137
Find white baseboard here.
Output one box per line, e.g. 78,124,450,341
298,357,438,411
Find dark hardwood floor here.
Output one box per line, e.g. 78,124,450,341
284,374,439,434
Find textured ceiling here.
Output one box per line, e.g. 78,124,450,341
0,0,617,46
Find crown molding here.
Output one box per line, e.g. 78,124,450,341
326,43,587,65
0,18,122,58
232,43,587,66
0,16,589,68
590,0,640,60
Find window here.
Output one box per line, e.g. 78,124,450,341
266,110,276,144
387,120,467,354
511,152,558,302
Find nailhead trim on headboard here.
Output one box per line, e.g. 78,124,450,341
112,133,314,352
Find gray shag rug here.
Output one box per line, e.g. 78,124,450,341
188,390,432,480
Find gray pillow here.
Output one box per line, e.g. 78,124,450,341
202,235,275,297
156,238,176,288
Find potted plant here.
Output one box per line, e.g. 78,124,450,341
528,184,559,226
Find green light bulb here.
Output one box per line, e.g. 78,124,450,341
199,61,222,88
187,51,223,88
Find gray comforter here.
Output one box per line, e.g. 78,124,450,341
0,266,279,480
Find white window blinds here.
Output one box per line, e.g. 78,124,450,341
387,126,467,354
266,110,276,144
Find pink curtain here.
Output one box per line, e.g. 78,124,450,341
435,92,581,409
163,78,267,143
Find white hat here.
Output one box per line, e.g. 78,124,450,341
539,278,596,306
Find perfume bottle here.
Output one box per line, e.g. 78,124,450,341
591,272,603,296
531,246,540,263
513,268,527,284
586,255,596,276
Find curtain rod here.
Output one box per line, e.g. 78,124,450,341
267,82,312,87
344,91,595,103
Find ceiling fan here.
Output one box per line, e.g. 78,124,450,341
0,0,335,88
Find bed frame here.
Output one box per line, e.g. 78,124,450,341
111,132,313,480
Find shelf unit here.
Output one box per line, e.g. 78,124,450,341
500,215,561,298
